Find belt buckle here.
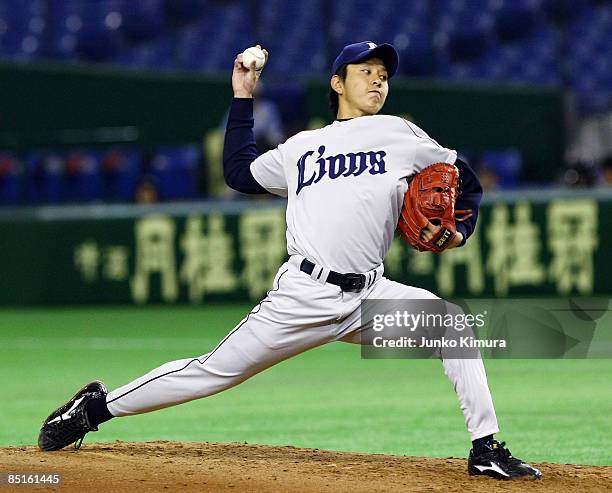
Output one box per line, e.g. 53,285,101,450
341,273,366,292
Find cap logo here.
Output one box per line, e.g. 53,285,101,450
331,41,398,79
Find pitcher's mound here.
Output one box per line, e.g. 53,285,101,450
1,441,610,492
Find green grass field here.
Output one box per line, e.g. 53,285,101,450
1,305,610,465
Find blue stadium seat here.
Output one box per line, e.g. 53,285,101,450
433,0,495,77
178,1,252,72
435,0,494,33
77,30,121,61
39,0,80,60
436,0,562,87
488,30,561,84
394,30,435,76
480,149,522,189
0,0,46,59
24,151,65,204
331,0,389,51
113,34,177,69
0,152,21,204
150,145,201,200
121,0,166,43
495,5,538,42
565,3,612,113
74,0,125,61
259,0,325,75
260,82,306,133
446,29,489,62
64,150,103,202
377,2,433,76
542,0,589,24
102,148,142,201
163,0,206,25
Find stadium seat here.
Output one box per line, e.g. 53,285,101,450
331,0,388,51
260,0,325,75
0,153,21,204
121,0,166,43
113,34,178,69
178,1,252,72
446,29,489,62
437,2,562,87
0,0,46,59
565,3,612,113
24,151,65,204
102,148,142,201
163,0,206,25
394,30,435,77
542,0,589,24
39,0,79,60
64,150,103,202
150,145,201,200
433,0,495,75
495,5,538,42
77,29,121,61
480,149,523,189
74,0,125,61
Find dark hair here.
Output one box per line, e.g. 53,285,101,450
328,64,348,117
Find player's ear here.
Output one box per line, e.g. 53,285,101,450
330,75,343,96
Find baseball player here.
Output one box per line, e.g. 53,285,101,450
38,41,541,481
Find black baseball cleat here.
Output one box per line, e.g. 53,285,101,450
38,381,107,451
468,439,542,480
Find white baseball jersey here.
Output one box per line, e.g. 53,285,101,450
250,115,457,273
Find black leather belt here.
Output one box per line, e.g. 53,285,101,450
300,259,370,292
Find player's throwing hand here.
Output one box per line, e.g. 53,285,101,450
232,44,268,99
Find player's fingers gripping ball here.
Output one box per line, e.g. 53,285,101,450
241,46,266,71
397,162,472,252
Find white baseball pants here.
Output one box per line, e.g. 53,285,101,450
106,255,499,440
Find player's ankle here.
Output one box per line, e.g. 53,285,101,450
472,434,494,455
85,396,114,427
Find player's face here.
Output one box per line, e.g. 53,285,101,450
338,58,389,117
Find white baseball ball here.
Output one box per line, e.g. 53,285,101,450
242,46,266,71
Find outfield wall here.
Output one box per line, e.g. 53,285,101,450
0,188,609,305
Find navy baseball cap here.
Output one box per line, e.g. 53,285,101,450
331,41,399,78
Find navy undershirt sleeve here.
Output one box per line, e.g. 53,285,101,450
454,158,483,246
222,98,268,194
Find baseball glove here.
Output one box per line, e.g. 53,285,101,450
397,162,472,253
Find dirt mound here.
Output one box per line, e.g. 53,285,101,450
1,441,610,492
